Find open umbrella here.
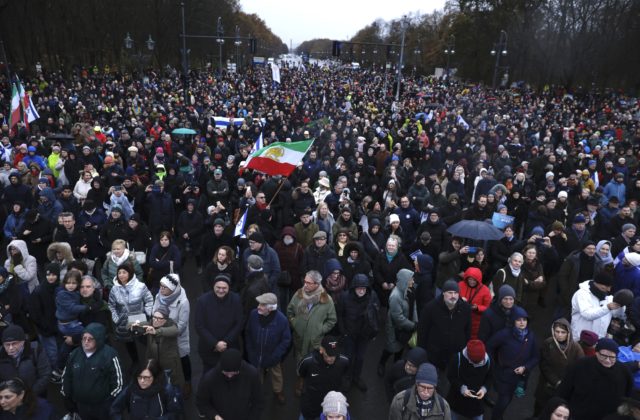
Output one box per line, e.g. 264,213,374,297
446,220,505,241
172,128,197,135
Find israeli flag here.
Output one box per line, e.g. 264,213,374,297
234,209,248,237
457,115,470,130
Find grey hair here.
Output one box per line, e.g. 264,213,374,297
305,270,322,284
509,252,524,263
387,234,402,247
81,275,101,290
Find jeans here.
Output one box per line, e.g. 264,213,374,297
58,320,84,337
38,334,58,368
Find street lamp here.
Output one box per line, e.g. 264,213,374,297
234,25,242,71
123,32,155,77
395,15,409,102
491,30,508,89
444,35,455,82
413,46,421,75
216,17,225,72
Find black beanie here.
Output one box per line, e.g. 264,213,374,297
219,348,242,372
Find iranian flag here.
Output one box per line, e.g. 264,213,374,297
8,81,21,130
244,139,314,177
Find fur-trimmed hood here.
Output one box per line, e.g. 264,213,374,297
47,242,74,263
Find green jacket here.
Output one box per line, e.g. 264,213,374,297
62,323,124,404
389,386,451,420
287,287,336,363
145,319,185,387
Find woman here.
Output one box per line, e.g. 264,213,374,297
373,236,411,308
3,201,25,243
73,170,93,203
108,263,154,367
86,177,108,209
101,239,144,290
4,239,38,294
0,378,53,420
441,194,463,227
521,244,546,312
487,306,539,420
425,183,448,212
110,359,182,420
204,246,240,292
536,397,571,420
340,241,371,285
596,239,615,275
492,252,525,304
322,258,347,303
142,306,185,388
153,274,191,397
0,268,22,328
273,226,305,304
313,202,336,244
534,318,584,416
126,213,153,261
359,218,386,264
333,229,350,257
148,231,182,294
46,242,74,280
378,269,417,375
458,267,492,339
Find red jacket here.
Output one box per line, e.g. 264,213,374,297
458,267,491,339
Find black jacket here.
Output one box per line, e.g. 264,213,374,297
477,299,522,343
417,296,471,370
0,342,51,397
28,281,58,337
297,349,350,418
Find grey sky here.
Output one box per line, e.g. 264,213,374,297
240,0,446,48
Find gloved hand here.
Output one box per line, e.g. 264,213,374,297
11,253,22,266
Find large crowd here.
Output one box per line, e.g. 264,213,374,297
0,62,638,420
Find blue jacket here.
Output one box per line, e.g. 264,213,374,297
244,308,291,368
3,213,25,239
486,324,539,391
55,289,87,322
603,179,626,205
614,263,640,297
242,243,281,292
37,188,63,224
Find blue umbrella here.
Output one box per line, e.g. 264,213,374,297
172,128,197,135
446,220,505,241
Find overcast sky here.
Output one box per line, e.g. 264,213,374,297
240,0,447,49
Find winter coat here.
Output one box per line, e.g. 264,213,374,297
389,386,452,420
37,188,63,224
337,275,380,339
46,242,75,281
0,341,51,397
195,359,263,420
493,266,525,304
340,241,372,283
194,290,243,367
241,243,281,292
0,276,23,328
435,248,462,289
29,280,59,337
286,287,337,362
294,221,320,250
62,323,124,405
556,355,633,420
100,217,129,248
556,250,594,315
486,323,539,394
55,289,87,322
146,191,175,233
385,272,418,353
4,239,38,293
101,250,144,289
145,319,185,387
110,379,182,420
384,347,430,401
17,214,53,263
458,272,492,339
244,309,292,368
297,349,350,419
417,296,472,370
373,251,411,305
614,263,640,298
148,243,182,285
152,286,190,357
273,226,305,291
301,244,337,275
394,205,421,245
446,350,493,418
176,209,204,251
108,276,154,341
241,271,271,320
477,299,522,343
571,280,626,340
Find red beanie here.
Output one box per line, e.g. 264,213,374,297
466,339,486,363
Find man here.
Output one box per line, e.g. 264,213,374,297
196,348,264,420
287,270,337,396
464,194,491,221
571,272,625,339
556,241,598,319
612,222,636,257
195,274,243,372
388,362,452,420
206,168,230,208
0,325,51,397
54,212,89,260
384,347,429,401
603,172,627,205
200,218,234,271
241,231,281,292
417,279,471,371
294,209,320,249
61,323,123,420
478,285,521,343
556,338,632,420
297,336,350,420
244,293,291,404
301,230,337,274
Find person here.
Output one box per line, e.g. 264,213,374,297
61,323,124,420
534,318,584,416
194,274,243,372
384,346,429,402
55,270,88,343
0,325,51,398
320,391,351,420
486,307,539,420
478,284,521,343
417,279,472,371
100,239,144,290
241,231,281,293
240,255,271,321
148,231,182,294
301,230,337,276
571,272,625,340
458,267,491,339
273,225,305,304
297,335,350,420
557,338,633,420
604,388,640,420
379,269,418,375
0,377,54,420
110,358,183,420
373,235,411,307
107,263,153,368
28,263,60,368
492,252,525,303
388,362,452,420
244,292,291,405
336,273,380,391
204,245,241,292
4,239,38,294
195,348,264,420
556,240,598,319
287,270,337,396
536,397,571,420
152,274,191,397
446,339,492,420
0,268,23,332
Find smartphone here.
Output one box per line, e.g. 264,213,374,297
467,246,477,253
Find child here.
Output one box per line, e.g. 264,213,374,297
55,270,88,339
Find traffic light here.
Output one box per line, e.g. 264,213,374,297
332,41,341,57
250,38,257,54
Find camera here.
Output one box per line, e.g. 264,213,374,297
131,324,146,336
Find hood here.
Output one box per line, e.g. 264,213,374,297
40,187,56,202
323,258,342,278
350,273,370,289
416,254,433,273
6,240,30,259
578,280,591,290
344,241,364,256
551,317,572,341
46,242,74,262
511,306,528,320
83,322,107,350
281,226,296,239
404,347,428,366
395,269,414,294
463,267,483,285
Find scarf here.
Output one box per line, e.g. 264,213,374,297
589,280,608,301
386,251,397,263
325,273,346,295
508,262,521,277
111,249,131,266
514,326,528,341
415,394,434,417
216,261,229,271
158,285,182,307
0,277,12,295
296,284,324,316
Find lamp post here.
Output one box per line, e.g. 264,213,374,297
413,46,421,76
234,25,242,71
123,32,155,78
491,30,508,89
444,35,455,82
216,17,225,72
395,15,409,102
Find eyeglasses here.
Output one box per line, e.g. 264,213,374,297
304,280,318,286
137,375,153,381
152,316,165,321
597,352,617,361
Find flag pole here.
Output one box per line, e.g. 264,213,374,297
266,176,287,208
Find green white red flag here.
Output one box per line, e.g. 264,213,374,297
243,139,314,177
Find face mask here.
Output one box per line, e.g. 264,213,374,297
283,237,294,246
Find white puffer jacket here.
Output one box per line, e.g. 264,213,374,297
571,280,625,340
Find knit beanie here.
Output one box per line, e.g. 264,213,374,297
498,284,516,301
321,391,349,416
44,262,61,278
248,232,265,244
247,255,264,271
613,289,634,307
622,223,637,233
595,338,619,354
594,272,614,286
220,348,242,372
442,279,460,293
160,274,180,292
415,363,438,386
466,340,486,363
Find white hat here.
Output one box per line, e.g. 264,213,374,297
545,171,554,179
557,191,568,199
625,252,640,267
389,214,400,224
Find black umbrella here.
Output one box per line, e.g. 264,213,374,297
446,220,505,241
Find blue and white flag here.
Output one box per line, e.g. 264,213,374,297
271,62,281,84
234,209,248,237
456,114,470,130
213,116,266,131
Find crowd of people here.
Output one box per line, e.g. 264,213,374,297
0,60,638,419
